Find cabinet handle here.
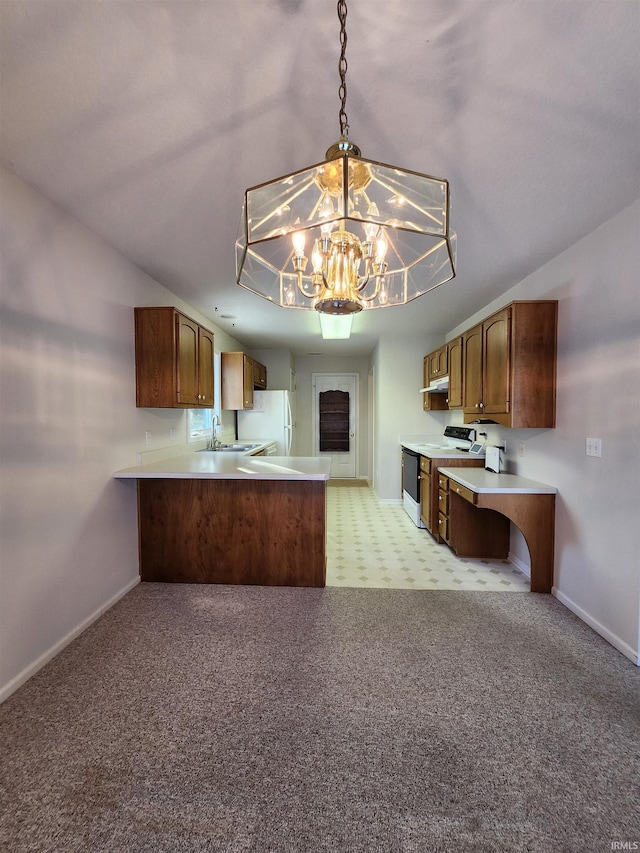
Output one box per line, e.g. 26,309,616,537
479,402,484,409
456,488,461,493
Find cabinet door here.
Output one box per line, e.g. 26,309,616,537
423,353,448,410
253,361,267,389
427,351,439,381
243,355,254,409
447,336,463,408
176,314,199,406
427,345,448,381
198,327,215,406
462,324,483,415
483,308,511,416
422,357,429,411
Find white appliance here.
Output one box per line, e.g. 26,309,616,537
485,445,502,473
237,390,295,456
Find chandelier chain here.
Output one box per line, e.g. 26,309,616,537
337,0,349,138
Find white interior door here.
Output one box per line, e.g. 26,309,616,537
313,373,358,478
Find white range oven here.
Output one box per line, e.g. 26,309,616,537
402,426,478,527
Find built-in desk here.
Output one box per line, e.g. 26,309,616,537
437,468,557,593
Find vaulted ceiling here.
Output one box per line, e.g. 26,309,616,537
2,0,638,354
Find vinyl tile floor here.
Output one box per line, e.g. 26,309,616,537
325,481,530,591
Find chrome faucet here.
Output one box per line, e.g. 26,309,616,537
209,414,221,450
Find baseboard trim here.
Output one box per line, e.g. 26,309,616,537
508,550,530,579
0,575,140,704
552,587,639,666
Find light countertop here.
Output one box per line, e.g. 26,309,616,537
438,467,557,495
114,453,331,481
402,441,485,459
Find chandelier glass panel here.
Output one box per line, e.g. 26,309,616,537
235,1,456,316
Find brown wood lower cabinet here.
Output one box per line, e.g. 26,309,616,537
421,456,484,542
137,478,326,587
438,473,509,558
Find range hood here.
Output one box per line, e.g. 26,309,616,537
419,375,449,393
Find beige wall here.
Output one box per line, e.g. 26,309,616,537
247,348,294,391
2,163,637,702
294,354,371,478
370,333,450,500
445,200,640,664
0,169,246,700
372,200,640,663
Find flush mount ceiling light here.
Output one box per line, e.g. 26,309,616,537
319,313,354,339
236,0,456,316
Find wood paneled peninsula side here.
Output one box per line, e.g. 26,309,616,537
114,454,331,587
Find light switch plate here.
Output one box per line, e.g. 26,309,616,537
586,437,602,457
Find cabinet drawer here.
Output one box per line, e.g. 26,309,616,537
420,456,432,474
438,512,449,542
437,489,449,515
438,474,449,491
450,480,476,505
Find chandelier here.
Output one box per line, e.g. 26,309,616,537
236,0,456,316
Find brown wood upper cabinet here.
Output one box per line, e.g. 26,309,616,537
422,348,448,411
135,307,214,408
428,345,448,381
221,352,268,409
462,301,557,428
253,360,267,390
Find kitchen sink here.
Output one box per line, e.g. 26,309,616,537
198,443,260,453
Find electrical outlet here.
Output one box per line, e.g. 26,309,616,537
145,430,151,446
586,437,602,457
518,442,525,457
169,428,176,442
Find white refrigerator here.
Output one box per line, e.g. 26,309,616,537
237,390,295,455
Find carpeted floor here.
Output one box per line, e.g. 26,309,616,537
1,584,638,852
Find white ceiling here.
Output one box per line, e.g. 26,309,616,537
1,0,639,355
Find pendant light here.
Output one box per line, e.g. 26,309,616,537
236,0,456,316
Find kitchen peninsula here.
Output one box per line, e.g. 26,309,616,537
114,453,331,587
